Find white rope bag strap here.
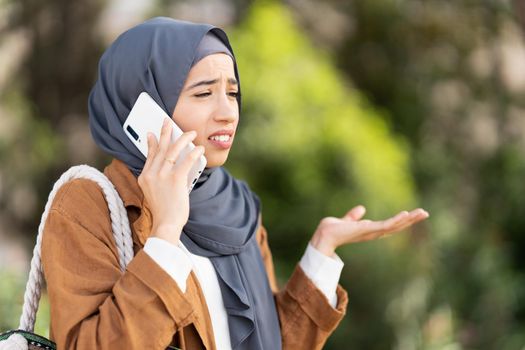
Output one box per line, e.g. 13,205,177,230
17,164,134,333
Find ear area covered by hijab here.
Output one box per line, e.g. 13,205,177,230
88,17,241,176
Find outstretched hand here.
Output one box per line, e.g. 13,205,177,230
310,205,429,256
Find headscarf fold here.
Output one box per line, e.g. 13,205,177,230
88,17,282,349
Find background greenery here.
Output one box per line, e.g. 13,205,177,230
1,0,525,349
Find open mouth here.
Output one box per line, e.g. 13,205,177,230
207,134,233,149
208,135,231,142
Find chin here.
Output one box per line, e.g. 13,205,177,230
205,152,229,168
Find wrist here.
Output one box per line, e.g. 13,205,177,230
151,224,183,246
310,229,337,257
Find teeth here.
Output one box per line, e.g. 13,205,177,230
209,135,230,142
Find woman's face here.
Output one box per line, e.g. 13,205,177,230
172,53,239,168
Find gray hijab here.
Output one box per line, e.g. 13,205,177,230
88,17,281,349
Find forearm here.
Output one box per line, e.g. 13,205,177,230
42,209,191,350
54,251,185,349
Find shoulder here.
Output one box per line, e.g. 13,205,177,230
51,177,107,216
47,177,112,239
41,176,124,286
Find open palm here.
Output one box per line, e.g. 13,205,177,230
311,205,429,256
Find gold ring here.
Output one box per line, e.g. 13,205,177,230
165,157,177,164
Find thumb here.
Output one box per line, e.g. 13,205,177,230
343,205,366,221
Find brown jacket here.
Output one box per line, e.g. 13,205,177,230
41,159,348,349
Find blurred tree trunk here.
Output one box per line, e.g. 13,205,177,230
515,0,525,34
7,0,106,124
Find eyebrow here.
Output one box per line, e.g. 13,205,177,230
185,77,238,91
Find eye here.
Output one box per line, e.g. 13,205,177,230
195,92,211,98
194,91,238,98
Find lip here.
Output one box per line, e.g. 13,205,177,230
207,130,234,150
208,129,235,138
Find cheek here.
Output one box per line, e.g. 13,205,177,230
172,102,212,144
172,112,203,134
195,135,208,148
174,118,207,146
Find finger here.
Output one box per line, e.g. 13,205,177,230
387,209,429,233
146,119,173,173
160,131,198,174
386,211,416,232
157,119,173,156
382,208,428,231
143,132,157,172
352,210,409,239
392,210,429,233
174,145,205,183
343,205,366,221
408,208,429,218
376,209,429,239
376,211,409,233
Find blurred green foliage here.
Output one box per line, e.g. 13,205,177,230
0,269,50,337
0,270,24,331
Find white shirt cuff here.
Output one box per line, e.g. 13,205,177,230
299,242,344,308
143,237,193,293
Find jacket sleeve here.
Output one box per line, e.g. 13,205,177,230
41,179,191,350
256,216,349,350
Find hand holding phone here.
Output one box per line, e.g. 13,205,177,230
138,121,205,245
123,92,208,244
123,92,207,193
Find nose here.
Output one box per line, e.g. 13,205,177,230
213,90,238,124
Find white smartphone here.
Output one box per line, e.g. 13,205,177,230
123,92,207,193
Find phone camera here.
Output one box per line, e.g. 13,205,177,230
126,125,140,141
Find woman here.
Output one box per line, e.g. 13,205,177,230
41,17,428,349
